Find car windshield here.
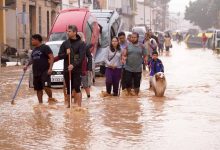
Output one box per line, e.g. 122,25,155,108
97,19,110,48
91,11,112,19
49,32,67,41
48,44,61,56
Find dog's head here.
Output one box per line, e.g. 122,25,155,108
155,72,165,81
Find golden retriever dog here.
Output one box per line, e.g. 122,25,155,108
151,72,167,97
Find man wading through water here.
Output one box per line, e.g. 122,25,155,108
118,32,128,91
23,34,57,104
58,25,84,108
122,32,148,96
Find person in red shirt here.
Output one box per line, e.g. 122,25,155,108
202,33,208,49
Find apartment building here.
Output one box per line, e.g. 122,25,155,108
2,0,60,50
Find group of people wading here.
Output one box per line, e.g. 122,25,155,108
24,25,166,109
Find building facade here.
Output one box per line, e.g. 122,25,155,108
106,0,137,31
135,0,169,31
0,0,6,54
3,0,61,50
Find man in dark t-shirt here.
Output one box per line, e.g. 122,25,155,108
24,34,56,104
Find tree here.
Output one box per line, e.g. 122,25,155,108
185,0,220,30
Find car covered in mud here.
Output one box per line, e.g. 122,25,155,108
91,9,123,75
49,8,100,57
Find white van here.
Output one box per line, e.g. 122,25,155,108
212,30,220,51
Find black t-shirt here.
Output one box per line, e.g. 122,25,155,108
31,44,53,76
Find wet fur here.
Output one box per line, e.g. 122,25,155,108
152,72,167,97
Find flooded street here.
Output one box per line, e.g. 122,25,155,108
1,42,220,150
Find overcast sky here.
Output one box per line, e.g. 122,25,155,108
169,0,196,13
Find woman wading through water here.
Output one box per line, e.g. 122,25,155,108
102,37,122,96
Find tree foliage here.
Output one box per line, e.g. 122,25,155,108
185,0,220,30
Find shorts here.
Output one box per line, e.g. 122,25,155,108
81,72,92,88
64,71,81,94
165,46,170,51
124,70,142,89
33,71,51,91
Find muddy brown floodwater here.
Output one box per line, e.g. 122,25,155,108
1,42,220,150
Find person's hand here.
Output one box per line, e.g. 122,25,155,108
144,58,148,65
68,64,74,71
110,65,116,69
48,68,52,75
66,48,71,55
87,71,92,76
121,56,126,64
23,66,28,72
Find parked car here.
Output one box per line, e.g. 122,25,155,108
211,29,220,51
49,8,100,57
47,41,64,88
91,9,123,75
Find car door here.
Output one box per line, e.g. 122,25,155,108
215,31,220,49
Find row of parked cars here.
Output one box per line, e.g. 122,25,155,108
29,8,123,88
184,28,220,50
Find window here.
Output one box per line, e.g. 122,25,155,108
111,27,116,39
112,22,119,36
22,38,25,49
39,7,42,34
49,32,68,41
47,11,50,35
22,4,26,34
83,0,92,3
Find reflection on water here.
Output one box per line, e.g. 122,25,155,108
1,42,220,150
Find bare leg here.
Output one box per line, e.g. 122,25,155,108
37,90,43,103
73,90,77,104
66,95,70,108
63,82,68,102
44,87,52,98
44,87,57,103
75,92,82,107
85,87,90,98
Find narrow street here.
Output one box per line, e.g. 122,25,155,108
0,42,220,150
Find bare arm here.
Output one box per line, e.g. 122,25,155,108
48,53,54,75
